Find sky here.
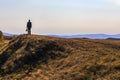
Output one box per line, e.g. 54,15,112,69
0,0,120,35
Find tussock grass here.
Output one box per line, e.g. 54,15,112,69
0,34,120,80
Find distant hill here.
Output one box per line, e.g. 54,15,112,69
2,32,17,40
107,38,120,40
48,34,120,39
3,33,120,39
0,34,120,80
3,32,15,36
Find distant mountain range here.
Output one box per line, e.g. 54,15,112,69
3,32,120,39
3,32,16,36
48,34,120,39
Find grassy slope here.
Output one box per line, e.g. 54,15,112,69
0,40,9,53
0,34,120,80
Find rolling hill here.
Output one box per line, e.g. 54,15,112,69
0,34,120,80
48,34,120,39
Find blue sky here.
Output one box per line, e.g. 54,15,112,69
0,0,120,34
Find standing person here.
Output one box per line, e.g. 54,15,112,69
26,20,32,34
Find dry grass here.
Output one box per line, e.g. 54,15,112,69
0,34,120,80
0,40,9,53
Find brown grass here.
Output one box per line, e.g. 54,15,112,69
0,34,120,80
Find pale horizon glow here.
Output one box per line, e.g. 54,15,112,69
0,0,120,35
109,0,120,6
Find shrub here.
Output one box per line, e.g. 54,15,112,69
0,31,4,40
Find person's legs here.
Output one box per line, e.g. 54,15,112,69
29,30,31,34
28,29,31,35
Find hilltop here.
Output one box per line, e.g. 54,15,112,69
0,34,120,80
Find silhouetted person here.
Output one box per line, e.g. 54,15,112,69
26,20,32,34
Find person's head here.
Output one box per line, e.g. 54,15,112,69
28,20,31,22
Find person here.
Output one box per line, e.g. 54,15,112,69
26,20,32,34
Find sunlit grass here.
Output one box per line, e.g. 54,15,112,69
0,34,120,80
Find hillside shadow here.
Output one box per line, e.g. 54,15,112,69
0,38,65,75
